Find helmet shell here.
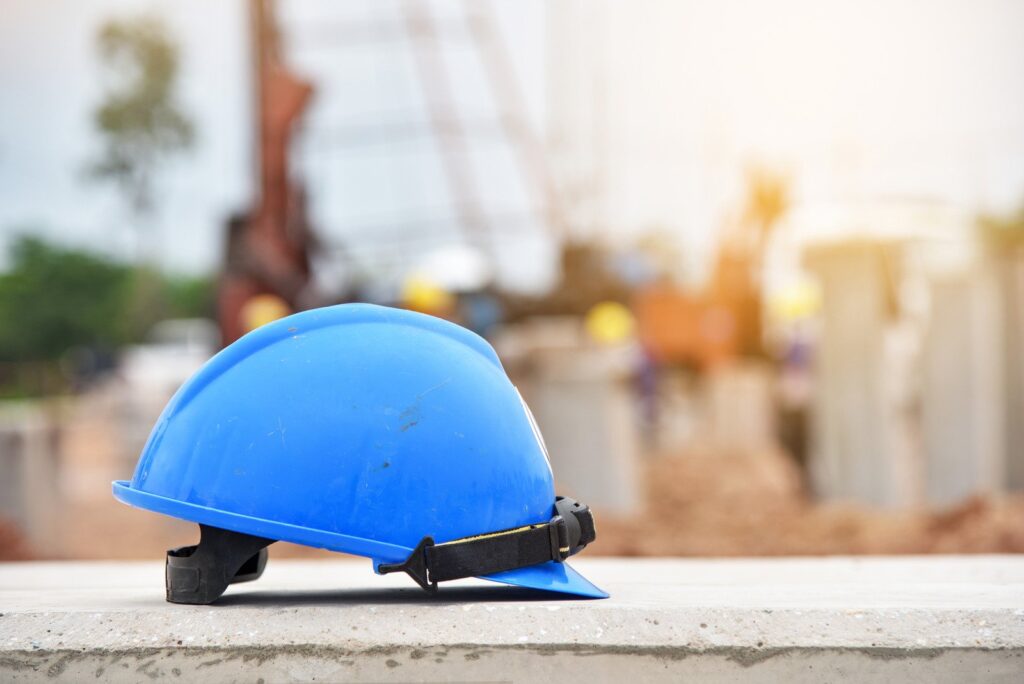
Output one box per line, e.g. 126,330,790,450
113,304,605,597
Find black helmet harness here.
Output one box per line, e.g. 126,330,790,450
165,496,596,604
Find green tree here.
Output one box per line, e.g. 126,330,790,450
89,16,193,236
164,273,216,319
118,267,215,343
0,236,215,365
0,236,133,363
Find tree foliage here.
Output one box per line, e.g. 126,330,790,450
0,236,213,364
90,16,193,216
0,237,131,362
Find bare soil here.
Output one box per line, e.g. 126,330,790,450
592,447,1024,556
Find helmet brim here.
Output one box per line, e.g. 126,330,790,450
114,480,608,599
479,560,608,599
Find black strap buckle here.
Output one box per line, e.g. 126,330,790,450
378,536,438,593
548,514,571,562
552,495,588,561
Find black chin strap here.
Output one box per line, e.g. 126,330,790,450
379,496,596,593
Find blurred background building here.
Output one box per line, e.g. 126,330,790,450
1,0,1023,560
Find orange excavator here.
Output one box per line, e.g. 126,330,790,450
634,168,789,367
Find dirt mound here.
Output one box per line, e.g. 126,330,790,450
593,449,1024,556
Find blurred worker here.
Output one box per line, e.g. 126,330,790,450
240,293,292,334
401,276,456,320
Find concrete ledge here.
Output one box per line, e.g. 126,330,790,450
2,556,1023,682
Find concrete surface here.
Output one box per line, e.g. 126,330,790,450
1,556,1022,682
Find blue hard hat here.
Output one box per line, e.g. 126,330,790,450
112,303,606,603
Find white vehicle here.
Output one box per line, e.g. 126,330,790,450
119,319,218,399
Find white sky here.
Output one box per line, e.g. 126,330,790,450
0,0,251,270
0,0,1022,291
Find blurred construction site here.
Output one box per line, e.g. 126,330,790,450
2,0,1024,561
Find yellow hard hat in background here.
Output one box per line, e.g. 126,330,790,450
768,280,821,321
401,276,454,315
585,301,636,345
241,294,292,333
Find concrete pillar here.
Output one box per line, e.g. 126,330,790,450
921,269,1005,505
803,242,911,507
702,361,777,452
527,344,642,515
994,250,1024,491
496,317,641,516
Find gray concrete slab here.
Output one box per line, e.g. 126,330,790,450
1,556,1023,682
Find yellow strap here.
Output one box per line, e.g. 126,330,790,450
436,522,546,546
